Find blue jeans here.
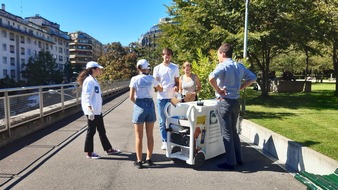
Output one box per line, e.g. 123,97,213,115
132,98,156,123
157,99,171,142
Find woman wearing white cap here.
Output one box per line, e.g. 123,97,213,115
129,59,163,169
77,61,121,159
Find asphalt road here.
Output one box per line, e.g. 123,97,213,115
0,92,306,190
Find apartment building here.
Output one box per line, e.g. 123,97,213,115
69,31,104,68
0,4,70,82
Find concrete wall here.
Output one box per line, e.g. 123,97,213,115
240,118,338,175
275,81,312,93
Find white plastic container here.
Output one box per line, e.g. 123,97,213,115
164,99,225,168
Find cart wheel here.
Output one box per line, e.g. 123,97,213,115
193,152,205,169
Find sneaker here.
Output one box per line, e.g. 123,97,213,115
161,142,167,150
134,161,143,169
86,152,101,159
143,159,157,167
106,148,121,155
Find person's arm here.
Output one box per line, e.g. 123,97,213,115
195,75,202,93
129,87,136,103
154,84,163,92
208,76,226,97
173,76,179,92
178,76,183,94
240,80,256,91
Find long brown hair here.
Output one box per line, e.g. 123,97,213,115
76,68,95,86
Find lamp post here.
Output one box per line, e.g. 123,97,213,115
243,0,249,58
242,0,250,115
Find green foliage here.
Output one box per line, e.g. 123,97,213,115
191,48,218,100
98,42,138,81
21,50,63,86
0,76,17,88
159,0,338,97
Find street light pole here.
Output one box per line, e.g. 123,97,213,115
243,0,249,58
242,0,250,115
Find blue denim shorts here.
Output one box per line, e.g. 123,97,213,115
132,98,156,123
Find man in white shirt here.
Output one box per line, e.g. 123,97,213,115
153,48,180,150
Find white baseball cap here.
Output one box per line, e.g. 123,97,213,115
136,59,150,70
86,61,103,69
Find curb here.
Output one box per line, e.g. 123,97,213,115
240,118,338,175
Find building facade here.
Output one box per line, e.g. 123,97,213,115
138,18,177,48
0,4,70,82
69,31,104,68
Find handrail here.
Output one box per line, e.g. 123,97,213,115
0,80,130,134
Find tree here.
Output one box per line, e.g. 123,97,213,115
159,0,244,63
63,61,73,83
159,0,333,97
98,42,138,81
0,76,17,88
21,50,63,86
314,0,338,95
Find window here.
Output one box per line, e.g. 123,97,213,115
2,44,7,51
10,70,15,79
2,56,7,64
10,45,14,53
27,49,31,56
9,33,14,41
59,47,62,53
21,47,25,55
1,30,6,38
10,57,15,66
21,59,25,66
3,69,8,77
58,55,63,61
27,37,31,44
20,36,25,43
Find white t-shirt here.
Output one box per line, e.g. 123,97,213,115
81,75,102,115
153,62,179,99
129,74,160,99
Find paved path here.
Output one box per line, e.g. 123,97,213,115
0,92,306,190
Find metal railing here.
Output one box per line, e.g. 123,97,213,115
0,80,130,134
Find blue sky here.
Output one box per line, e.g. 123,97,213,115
1,0,172,46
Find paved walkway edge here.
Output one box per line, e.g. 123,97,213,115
240,118,338,175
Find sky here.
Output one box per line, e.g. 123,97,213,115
1,0,172,46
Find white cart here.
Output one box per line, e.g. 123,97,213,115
164,100,225,168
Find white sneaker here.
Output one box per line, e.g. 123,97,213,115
161,142,167,150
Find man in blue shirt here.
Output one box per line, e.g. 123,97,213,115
209,43,257,170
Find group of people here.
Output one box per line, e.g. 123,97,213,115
77,43,257,170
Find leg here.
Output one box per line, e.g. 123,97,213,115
231,100,243,164
134,123,144,162
95,114,112,151
84,116,96,153
157,99,170,142
145,122,155,160
215,100,237,166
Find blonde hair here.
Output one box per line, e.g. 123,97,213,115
182,61,192,69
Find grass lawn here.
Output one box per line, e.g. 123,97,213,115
244,82,338,161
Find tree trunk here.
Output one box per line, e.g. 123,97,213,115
333,43,338,96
